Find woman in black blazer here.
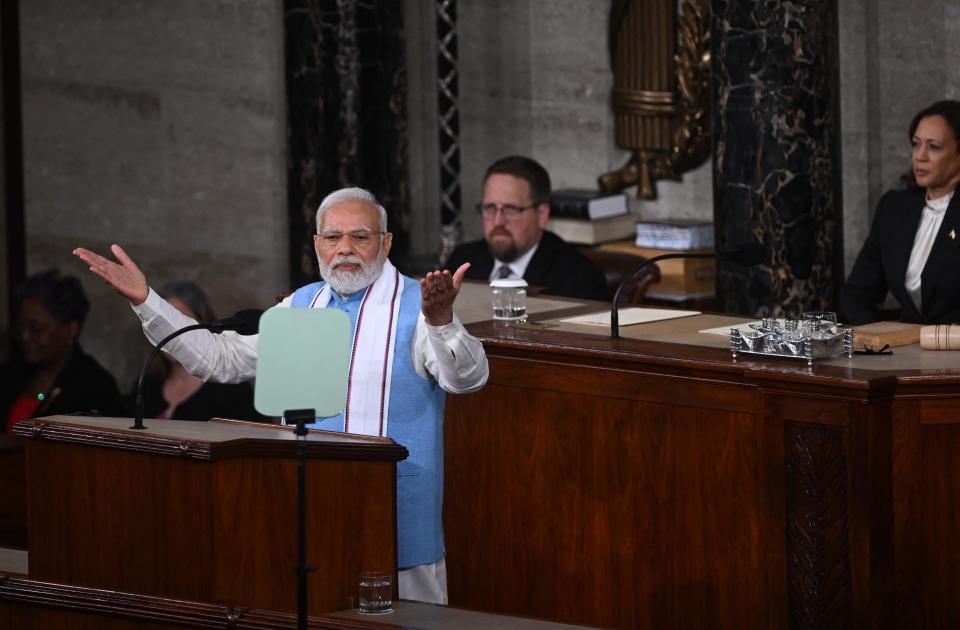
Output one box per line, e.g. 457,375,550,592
840,100,960,325
1,270,122,432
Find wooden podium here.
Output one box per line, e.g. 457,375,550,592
3,415,407,626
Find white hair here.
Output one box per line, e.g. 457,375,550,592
315,187,388,233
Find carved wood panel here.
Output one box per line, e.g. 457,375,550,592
784,421,852,630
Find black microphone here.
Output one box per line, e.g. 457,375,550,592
131,308,264,429
207,308,264,335
610,244,767,338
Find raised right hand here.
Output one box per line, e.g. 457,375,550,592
73,244,149,305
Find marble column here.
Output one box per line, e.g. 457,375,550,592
711,0,843,317
284,0,409,286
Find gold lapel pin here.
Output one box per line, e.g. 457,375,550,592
951,228,957,241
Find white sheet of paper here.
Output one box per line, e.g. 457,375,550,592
699,321,758,336
559,307,701,326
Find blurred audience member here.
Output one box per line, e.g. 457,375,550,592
1,270,121,432
139,281,260,421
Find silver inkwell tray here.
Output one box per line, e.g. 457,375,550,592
729,313,854,366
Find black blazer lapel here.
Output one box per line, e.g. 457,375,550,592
520,233,559,288
884,192,924,314
921,193,960,310
892,192,925,286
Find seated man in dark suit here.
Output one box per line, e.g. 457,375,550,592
444,155,608,300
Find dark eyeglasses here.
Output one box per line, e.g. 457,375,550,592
475,203,537,220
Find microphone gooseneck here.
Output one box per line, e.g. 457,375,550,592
609,244,767,339
130,309,264,430
208,308,264,335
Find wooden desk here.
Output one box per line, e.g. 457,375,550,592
0,436,26,550
10,417,407,618
444,305,960,630
0,577,603,629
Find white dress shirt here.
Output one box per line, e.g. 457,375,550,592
131,286,489,395
905,190,953,312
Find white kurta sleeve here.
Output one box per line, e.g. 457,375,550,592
413,312,489,394
130,288,290,384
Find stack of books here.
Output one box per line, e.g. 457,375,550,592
600,240,716,302
547,189,636,245
634,219,714,250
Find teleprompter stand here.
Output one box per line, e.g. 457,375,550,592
256,309,352,630
285,408,316,630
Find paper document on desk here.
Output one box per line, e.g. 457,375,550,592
699,321,758,335
559,307,701,326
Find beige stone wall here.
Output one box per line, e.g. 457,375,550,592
18,0,287,390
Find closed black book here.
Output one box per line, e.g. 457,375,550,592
550,189,629,220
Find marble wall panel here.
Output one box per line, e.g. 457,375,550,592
21,79,165,238
875,2,946,197
458,0,535,239
948,3,960,100
530,102,612,190
21,0,281,97
458,1,534,105
528,0,611,110
528,0,618,192
403,0,441,262
836,0,877,275
712,0,842,317
458,94,535,237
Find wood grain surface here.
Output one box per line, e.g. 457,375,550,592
441,319,960,629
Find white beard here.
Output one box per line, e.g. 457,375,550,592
316,249,386,296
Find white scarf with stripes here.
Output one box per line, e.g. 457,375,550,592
309,259,404,436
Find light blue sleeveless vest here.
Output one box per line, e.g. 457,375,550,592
291,277,446,569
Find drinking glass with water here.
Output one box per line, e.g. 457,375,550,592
358,571,392,614
490,278,528,321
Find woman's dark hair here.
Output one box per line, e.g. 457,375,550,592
15,270,90,327
902,100,960,189
145,281,216,382
158,281,216,324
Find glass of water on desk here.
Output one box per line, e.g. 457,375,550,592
358,571,393,614
490,278,528,322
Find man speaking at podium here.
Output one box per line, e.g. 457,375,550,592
74,187,489,605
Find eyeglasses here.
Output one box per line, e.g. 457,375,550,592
476,203,537,220
317,229,385,247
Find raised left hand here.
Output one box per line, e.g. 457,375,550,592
420,262,470,326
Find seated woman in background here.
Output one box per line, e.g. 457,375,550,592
1,270,122,432
140,281,260,422
840,100,960,325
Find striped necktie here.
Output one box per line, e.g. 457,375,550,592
495,265,514,279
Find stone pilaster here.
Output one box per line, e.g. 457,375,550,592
711,0,843,317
